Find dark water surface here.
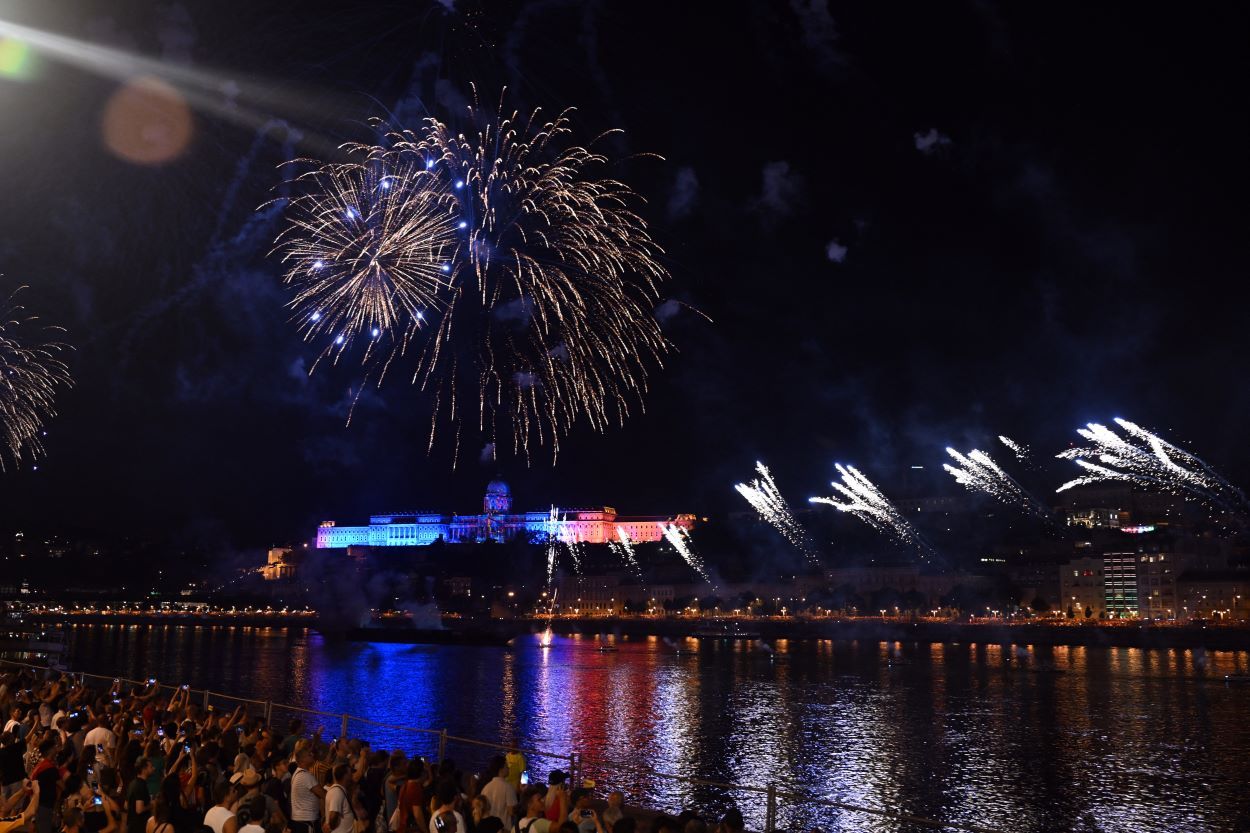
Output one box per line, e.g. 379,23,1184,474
63,624,1250,833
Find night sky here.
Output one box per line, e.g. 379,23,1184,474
0,2,1246,550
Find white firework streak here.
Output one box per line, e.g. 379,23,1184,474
609,528,643,577
998,435,1030,463
662,523,709,582
545,506,560,586
734,461,819,563
808,464,929,553
943,447,1047,517
1056,418,1248,513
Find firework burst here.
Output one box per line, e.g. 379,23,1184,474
809,464,929,554
998,435,1030,463
609,528,643,577
0,288,72,471
1056,418,1248,516
273,90,672,463
270,144,457,369
734,461,818,562
943,446,1047,517
662,523,709,583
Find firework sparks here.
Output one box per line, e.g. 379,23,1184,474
270,145,457,369
544,506,560,586
943,446,1047,517
1056,418,1248,515
0,288,72,472
998,435,1030,462
734,461,818,562
609,527,643,577
662,523,709,583
809,464,928,553
273,89,672,463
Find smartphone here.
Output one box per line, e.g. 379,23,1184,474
96,744,103,753
180,685,189,691
183,744,191,754
581,811,593,819
434,816,450,833
520,772,529,786
112,679,119,685
112,699,120,705
147,678,155,684
132,729,143,737
92,795,103,807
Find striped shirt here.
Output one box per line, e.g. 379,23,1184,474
291,768,321,822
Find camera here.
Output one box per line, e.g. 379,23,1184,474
581,811,594,819
92,795,103,807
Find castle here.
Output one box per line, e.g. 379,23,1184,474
315,479,695,549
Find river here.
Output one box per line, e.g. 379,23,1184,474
60,623,1250,833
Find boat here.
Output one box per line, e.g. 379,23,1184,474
692,622,761,640
1223,674,1250,684
1,606,68,665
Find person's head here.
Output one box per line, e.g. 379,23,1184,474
389,751,408,776
614,819,636,833
152,795,171,824
333,763,350,785
62,807,84,832
38,738,56,759
606,792,623,810
719,809,744,833
213,780,237,807
487,756,505,780
136,756,154,778
548,770,567,789
653,817,680,833
435,780,457,809
684,819,707,833
570,789,591,810
99,766,119,795
406,758,424,780
523,787,546,818
295,745,315,769
470,795,488,821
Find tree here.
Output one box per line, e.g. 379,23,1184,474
1084,605,1093,619
1067,605,1075,619
901,589,927,612
1031,596,1051,614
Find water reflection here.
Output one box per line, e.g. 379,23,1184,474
64,626,1249,833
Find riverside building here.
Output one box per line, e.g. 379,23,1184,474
315,479,695,549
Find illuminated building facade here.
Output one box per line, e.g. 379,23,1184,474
315,479,695,549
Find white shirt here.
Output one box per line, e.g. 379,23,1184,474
480,778,517,827
429,810,465,833
84,726,117,750
325,785,354,833
290,768,320,822
204,806,236,833
2,720,20,736
239,825,265,833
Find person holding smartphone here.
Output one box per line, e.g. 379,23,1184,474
564,791,600,833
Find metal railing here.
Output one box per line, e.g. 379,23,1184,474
0,659,1004,833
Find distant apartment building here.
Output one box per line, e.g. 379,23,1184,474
1176,572,1250,621
1059,556,1108,618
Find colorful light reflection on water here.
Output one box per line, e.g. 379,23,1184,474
65,626,1250,832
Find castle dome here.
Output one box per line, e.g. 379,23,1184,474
484,478,512,514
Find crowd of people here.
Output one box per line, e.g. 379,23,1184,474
0,669,747,833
